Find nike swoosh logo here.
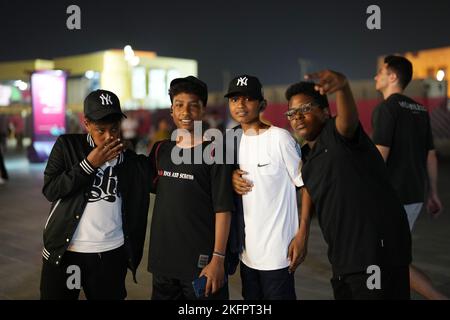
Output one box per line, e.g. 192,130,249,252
257,163,270,167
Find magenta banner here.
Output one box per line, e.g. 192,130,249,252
31,70,67,137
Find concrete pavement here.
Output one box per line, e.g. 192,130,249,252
1,151,449,300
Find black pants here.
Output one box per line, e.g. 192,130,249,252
40,246,128,300
240,262,296,300
152,274,229,300
331,266,410,300
0,147,8,180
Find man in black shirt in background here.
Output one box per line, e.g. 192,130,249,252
372,55,447,300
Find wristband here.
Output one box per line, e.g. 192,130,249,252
213,251,226,259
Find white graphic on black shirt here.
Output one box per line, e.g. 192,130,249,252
158,169,194,181
399,101,427,112
89,166,119,203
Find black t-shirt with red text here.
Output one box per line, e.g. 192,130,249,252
147,140,234,280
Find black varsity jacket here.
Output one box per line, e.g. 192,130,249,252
41,133,153,282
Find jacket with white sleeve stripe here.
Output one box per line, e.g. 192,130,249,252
41,133,153,282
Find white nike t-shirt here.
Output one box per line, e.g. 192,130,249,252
239,126,303,270
68,157,124,253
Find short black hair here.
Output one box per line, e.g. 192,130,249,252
85,113,123,125
285,81,329,109
384,55,413,90
169,81,207,106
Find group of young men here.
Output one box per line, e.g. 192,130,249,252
40,55,445,300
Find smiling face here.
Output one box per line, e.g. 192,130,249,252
171,92,204,133
228,95,261,125
288,93,328,142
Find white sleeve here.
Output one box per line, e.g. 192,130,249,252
278,129,304,187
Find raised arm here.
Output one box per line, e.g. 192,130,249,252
43,136,123,202
305,70,359,138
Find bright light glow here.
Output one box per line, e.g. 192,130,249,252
167,69,181,89
0,84,12,106
124,45,133,54
14,80,28,91
149,69,169,108
124,45,134,61
130,56,140,66
436,69,445,82
132,67,146,99
85,70,95,79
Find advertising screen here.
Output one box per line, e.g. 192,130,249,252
28,70,67,162
31,70,67,137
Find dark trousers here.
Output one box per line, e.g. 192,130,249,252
331,266,410,300
152,274,229,300
0,147,8,180
240,262,296,300
40,246,128,300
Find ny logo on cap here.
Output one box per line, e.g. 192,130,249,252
99,93,113,106
236,77,248,86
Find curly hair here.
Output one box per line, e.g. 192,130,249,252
285,81,329,109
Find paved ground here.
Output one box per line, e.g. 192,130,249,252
0,150,449,300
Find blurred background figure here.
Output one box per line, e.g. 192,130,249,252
0,149,7,184
204,108,225,132
0,114,8,183
66,113,84,134
0,115,7,151
147,118,171,153
0,145,7,184
9,115,24,151
121,112,139,151
203,108,226,141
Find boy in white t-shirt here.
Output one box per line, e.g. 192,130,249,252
225,75,305,300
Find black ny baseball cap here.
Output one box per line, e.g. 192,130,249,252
224,75,264,100
169,76,208,106
83,89,127,121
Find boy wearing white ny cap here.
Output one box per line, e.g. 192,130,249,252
227,75,304,300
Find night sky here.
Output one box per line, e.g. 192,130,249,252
1,0,449,90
